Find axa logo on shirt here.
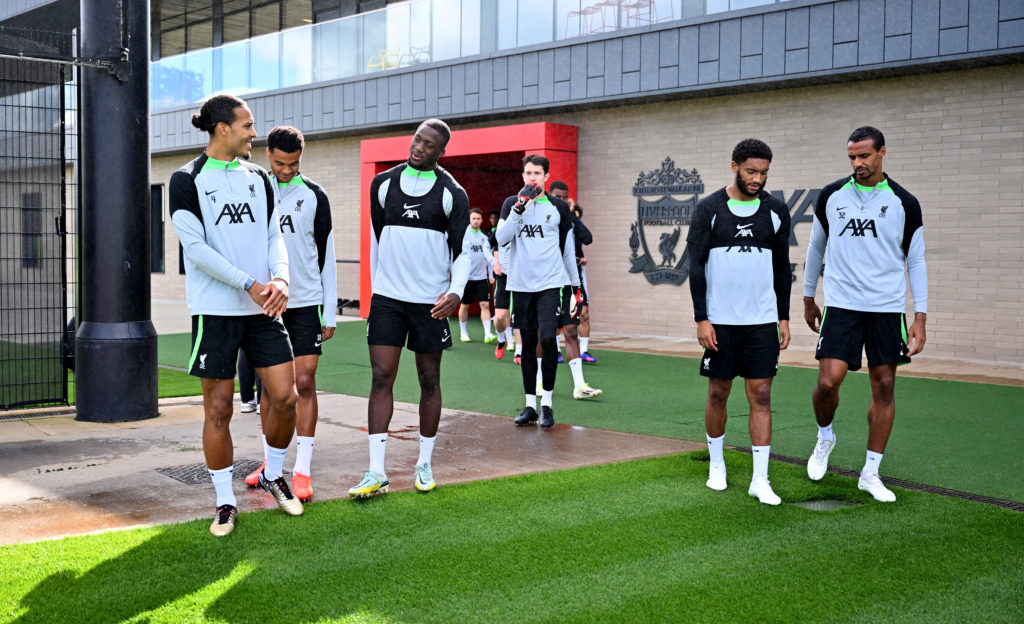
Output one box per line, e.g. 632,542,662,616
215,203,255,225
838,218,877,237
519,224,544,238
402,209,420,219
735,223,754,238
280,214,295,233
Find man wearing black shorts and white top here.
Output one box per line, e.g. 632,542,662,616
170,95,303,536
490,221,516,360
457,209,496,343
496,155,580,429
803,126,927,503
349,119,470,497
687,139,791,505
242,126,336,505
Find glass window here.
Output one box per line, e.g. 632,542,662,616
249,32,280,92
223,9,250,43
281,27,312,88
432,0,462,61
187,19,213,51
705,0,730,14
314,18,359,81
151,186,164,274
362,10,387,73
251,2,281,37
681,0,704,18
556,0,582,40
151,55,186,109
497,0,517,50
517,0,554,47
161,27,186,57
183,48,213,103
460,0,481,57
217,40,250,93
410,0,432,63
283,0,313,28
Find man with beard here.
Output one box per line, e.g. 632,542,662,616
686,138,791,505
350,119,470,497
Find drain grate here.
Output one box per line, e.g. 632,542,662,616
792,499,864,511
157,459,264,486
731,446,1024,512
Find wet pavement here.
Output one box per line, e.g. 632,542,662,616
0,393,699,545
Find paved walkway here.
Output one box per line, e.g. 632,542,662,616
0,394,698,545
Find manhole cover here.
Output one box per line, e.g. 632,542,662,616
792,499,863,511
157,458,265,485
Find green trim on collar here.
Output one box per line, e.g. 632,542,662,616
536,195,552,204
277,174,307,188
850,177,891,193
727,198,760,208
200,156,242,173
402,165,437,181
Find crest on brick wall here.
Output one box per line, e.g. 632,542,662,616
628,157,702,285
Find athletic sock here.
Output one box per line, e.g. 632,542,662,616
483,319,493,336
525,394,537,410
580,337,590,353
209,466,236,508
417,435,435,466
536,358,543,386
261,434,269,463
263,444,287,481
706,433,725,466
293,436,314,476
568,358,585,388
459,321,468,335
752,445,771,480
514,342,523,356
863,450,883,475
505,328,515,344
369,433,388,475
818,423,835,442
556,334,562,350
541,389,553,408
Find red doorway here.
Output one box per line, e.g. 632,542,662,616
358,122,578,318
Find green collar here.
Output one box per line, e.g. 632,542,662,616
850,176,891,192
277,174,307,188
402,165,437,181
200,155,242,173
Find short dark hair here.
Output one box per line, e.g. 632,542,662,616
848,126,885,150
420,118,451,147
191,94,246,135
489,209,500,217
731,138,773,165
523,154,549,173
469,208,482,216
267,126,304,153
549,180,569,193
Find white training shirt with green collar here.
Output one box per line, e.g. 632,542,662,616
170,153,288,316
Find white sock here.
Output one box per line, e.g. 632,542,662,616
293,435,314,476
818,423,835,442
568,358,585,388
263,444,287,481
368,433,388,475
580,337,590,353
525,394,537,410
514,342,522,356
556,334,562,350
542,389,553,408
505,328,515,344
209,466,236,508
261,434,269,463
483,320,493,336
418,435,435,465
752,445,771,480
863,450,883,475
706,433,725,466
459,321,468,334
536,358,543,386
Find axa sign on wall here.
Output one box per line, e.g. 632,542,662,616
627,157,817,285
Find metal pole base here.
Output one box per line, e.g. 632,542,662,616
75,321,159,423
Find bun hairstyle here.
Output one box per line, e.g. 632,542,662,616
191,94,246,135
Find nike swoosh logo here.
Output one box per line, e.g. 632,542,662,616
736,223,752,230
205,190,217,196
403,203,421,210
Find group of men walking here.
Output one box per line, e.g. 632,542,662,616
171,94,926,537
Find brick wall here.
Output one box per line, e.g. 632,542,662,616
150,63,1023,365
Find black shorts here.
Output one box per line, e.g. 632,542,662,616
699,322,780,380
511,288,561,335
816,306,910,371
493,274,510,310
558,286,580,327
367,293,452,353
189,314,293,379
282,305,324,357
462,278,490,305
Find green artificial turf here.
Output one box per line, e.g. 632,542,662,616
2,454,1021,623
159,322,1023,502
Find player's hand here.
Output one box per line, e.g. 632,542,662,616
580,257,587,266
247,281,267,307
260,278,289,317
779,320,791,350
568,287,584,320
322,326,336,341
696,320,717,352
489,277,495,286
431,292,460,319
907,312,927,356
492,262,504,277
567,198,576,210
804,296,822,333
513,184,541,214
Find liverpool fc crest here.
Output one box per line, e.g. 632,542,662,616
628,157,703,285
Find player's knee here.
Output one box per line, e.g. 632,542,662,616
580,308,590,323
708,386,730,406
873,377,895,404
295,373,316,398
750,384,772,409
815,376,840,399
418,373,440,396
370,367,396,392
271,388,298,413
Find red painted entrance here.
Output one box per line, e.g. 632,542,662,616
358,122,578,317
